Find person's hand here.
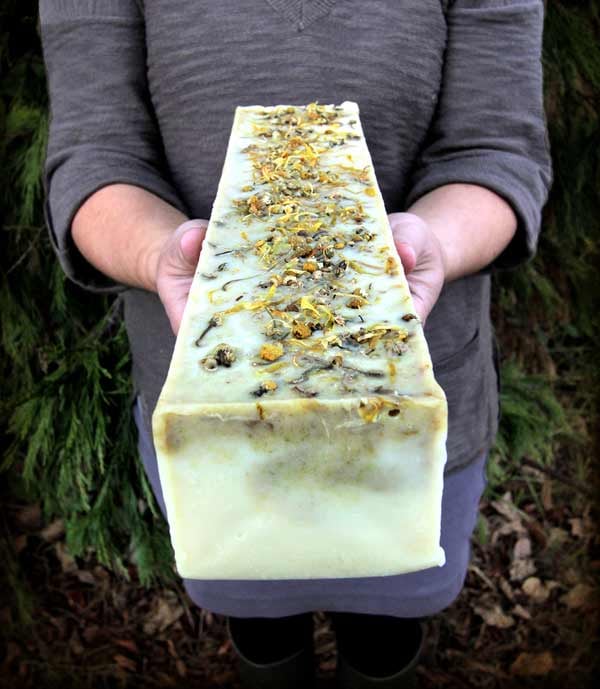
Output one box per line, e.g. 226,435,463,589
156,219,208,334
388,212,448,324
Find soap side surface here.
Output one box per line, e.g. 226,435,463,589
153,102,448,580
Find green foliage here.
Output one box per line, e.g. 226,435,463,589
0,515,34,626
496,362,567,464
486,0,600,497
486,361,571,496
5,103,48,225
539,2,600,339
0,0,598,625
0,2,174,626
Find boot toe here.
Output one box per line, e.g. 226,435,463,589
227,614,316,689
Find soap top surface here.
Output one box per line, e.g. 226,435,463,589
160,102,444,406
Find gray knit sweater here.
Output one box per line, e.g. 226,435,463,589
40,0,552,473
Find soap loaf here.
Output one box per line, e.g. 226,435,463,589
153,102,448,579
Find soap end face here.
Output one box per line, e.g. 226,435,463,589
153,397,447,580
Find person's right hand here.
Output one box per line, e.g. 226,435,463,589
156,219,208,334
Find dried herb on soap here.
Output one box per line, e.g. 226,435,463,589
200,343,236,371
221,274,262,291
216,103,424,399
292,384,318,398
194,314,223,346
214,343,236,367
252,380,278,397
259,343,284,361
291,321,312,339
201,356,218,371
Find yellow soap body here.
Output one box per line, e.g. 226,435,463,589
153,102,448,579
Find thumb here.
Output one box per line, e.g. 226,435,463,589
179,227,206,266
395,242,417,274
170,220,207,272
389,213,428,274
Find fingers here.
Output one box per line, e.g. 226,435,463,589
389,213,428,274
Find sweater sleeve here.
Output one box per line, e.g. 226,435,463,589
404,0,552,270
40,0,187,292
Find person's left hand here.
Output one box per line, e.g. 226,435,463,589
388,212,448,324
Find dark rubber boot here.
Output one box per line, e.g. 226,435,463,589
331,613,424,689
227,613,316,689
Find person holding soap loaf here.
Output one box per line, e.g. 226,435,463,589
40,1,551,687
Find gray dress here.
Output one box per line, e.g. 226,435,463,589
40,0,552,617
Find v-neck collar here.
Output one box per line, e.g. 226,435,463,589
265,0,337,32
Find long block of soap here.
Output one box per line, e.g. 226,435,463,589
153,102,448,580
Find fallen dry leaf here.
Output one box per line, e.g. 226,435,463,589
217,639,232,656
491,492,521,521
513,536,532,559
54,542,76,573
69,630,84,656
166,638,178,659
512,604,532,620
564,568,581,586
468,564,496,591
142,594,184,634
560,583,597,610
541,479,553,510
175,659,187,677
569,518,584,538
510,536,536,582
115,639,139,654
510,558,537,582
525,518,547,547
155,671,178,687
66,589,86,609
39,518,65,542
490,493,530,546
74,569,96,586
499,577,515,602
510,651,554,676
114,654,137,672
522,577,550,603
548,528,569,548
474,604,515,629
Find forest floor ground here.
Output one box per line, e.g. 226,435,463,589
1,465,599,689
